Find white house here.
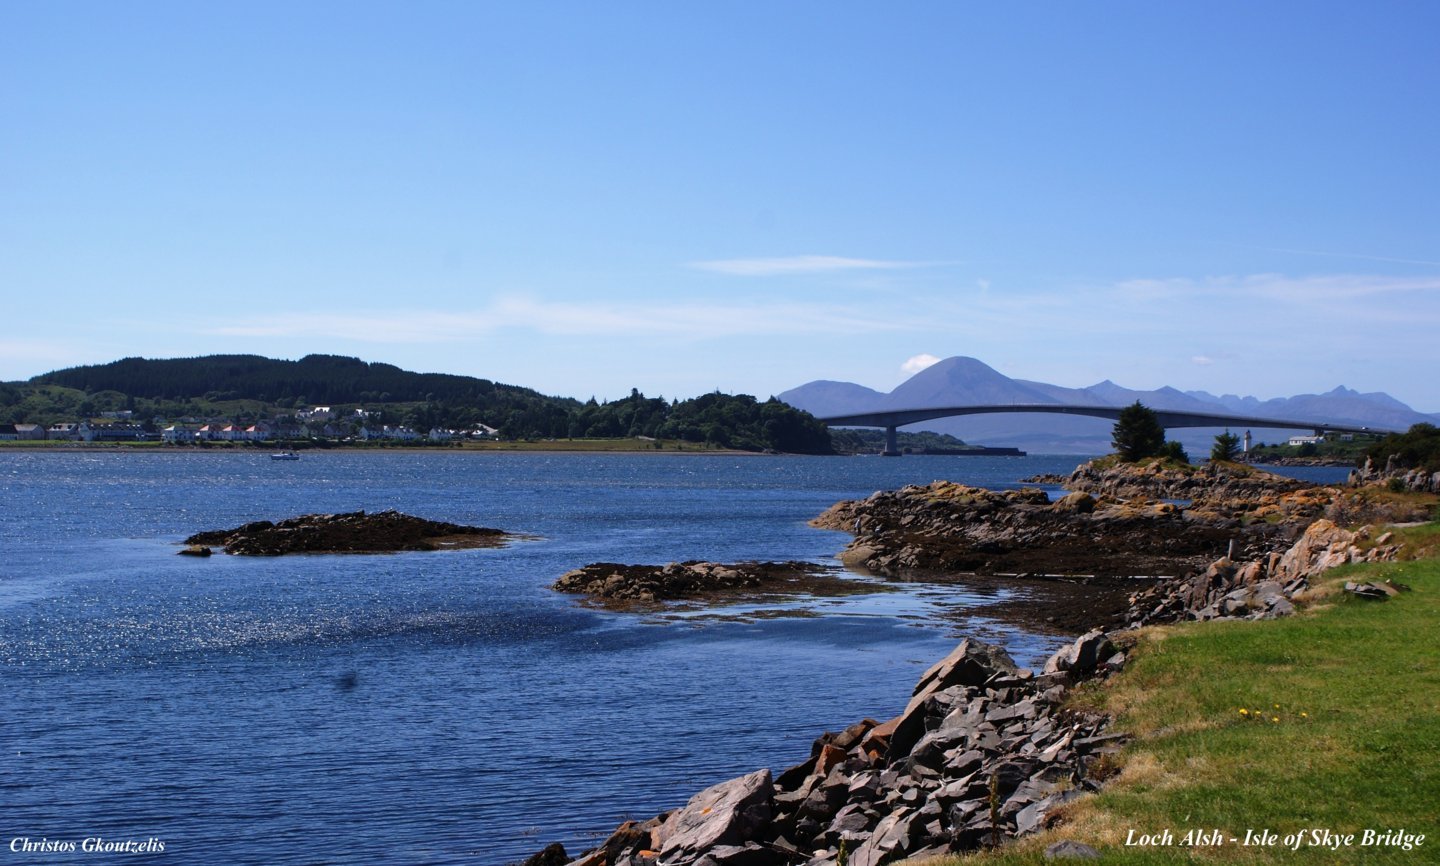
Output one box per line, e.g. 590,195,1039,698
82,422,146,442
360,425,420,441
1287,435,1325,447
162,425,195,443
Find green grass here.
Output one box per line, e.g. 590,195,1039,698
923,550,1440,865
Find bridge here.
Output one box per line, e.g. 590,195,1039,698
817,404,1394,456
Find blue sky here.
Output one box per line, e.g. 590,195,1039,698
3,2,1438,409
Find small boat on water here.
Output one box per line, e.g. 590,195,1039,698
270,451,300,461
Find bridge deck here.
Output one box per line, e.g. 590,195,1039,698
818,403,1390,436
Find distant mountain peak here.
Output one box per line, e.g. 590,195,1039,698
778,356,1431,453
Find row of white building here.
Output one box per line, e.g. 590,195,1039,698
3,419,501,444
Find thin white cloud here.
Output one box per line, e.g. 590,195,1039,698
204,297,934,342
688,255,926,276
902,353,942,374
1115,273,1440,303
1191,355,1215,366
1257,246,1440,268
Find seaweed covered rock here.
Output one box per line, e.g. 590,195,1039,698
184,509,510,555
810,480,1278,581
551,560,849,606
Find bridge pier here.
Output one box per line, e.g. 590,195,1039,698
881,426,901,457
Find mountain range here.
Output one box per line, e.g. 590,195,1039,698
779,357,1438,454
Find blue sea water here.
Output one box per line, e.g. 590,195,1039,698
0,452,1349,863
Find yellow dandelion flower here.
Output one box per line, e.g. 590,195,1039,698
1301,712,1309,718
1239,708,1249,716
1274,704,1281,709
1271,716,1280,723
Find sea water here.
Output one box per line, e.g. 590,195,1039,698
0,452,1346,863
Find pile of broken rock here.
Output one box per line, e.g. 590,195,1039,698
520,632,1125,866
1125,518,1403,627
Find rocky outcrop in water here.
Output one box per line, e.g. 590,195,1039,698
1063,458,1315,504
183,509,511,555
551,561,849,607
809,480,1289,585
529,634,1128,866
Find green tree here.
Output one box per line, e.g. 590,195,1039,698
1365,423,1440,473
1111,402,1167,461
1160,440,1190,464
1211,429,1241,462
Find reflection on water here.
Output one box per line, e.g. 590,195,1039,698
0,451,1086,864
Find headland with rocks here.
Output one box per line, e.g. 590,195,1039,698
522,458,1426,866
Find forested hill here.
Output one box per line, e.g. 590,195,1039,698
31,354,562,408
11,354,833,454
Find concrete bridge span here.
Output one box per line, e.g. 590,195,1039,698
817,404,1393,456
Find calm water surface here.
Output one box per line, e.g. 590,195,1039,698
0,452,1345,863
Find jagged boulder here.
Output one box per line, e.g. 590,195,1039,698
889,639,1019,760
655,769,774,860
1271,519,1360,582
1043,631,1115,678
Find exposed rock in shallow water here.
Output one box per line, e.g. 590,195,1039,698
810,479,1287,589
551,560,855,607
1063,458,1314,505
184,510,511,555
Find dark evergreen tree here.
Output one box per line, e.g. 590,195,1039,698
1211,429,1241,462
1111,401,1167,461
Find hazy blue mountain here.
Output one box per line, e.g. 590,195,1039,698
1012,380,1108,405
881,357,1060,407
1184,386,1431,431
780,356,1434,454
771,380,887,417
1083,381,1222,413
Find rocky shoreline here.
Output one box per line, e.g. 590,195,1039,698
805,473,1305,631
182,509,513,555
521,458,1426,866
524,633,1126,866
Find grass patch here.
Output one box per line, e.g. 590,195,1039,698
922,549,1440,864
